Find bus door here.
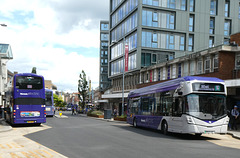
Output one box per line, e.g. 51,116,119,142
128,98,140,124
170,97,184,132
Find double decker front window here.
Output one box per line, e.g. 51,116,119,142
184,94,226,120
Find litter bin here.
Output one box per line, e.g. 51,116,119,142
104,110,112,119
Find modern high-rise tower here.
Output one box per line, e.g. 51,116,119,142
109,0,240,92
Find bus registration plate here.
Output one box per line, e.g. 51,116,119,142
46,108,51,111
27,121,35,123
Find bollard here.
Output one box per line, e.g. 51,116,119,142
59,110,62,117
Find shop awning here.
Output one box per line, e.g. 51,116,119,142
102,93,129,99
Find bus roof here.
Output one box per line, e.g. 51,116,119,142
128,76,224,98
15,73,44,78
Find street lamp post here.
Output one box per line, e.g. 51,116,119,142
122,41,125,116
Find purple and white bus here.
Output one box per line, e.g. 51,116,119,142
5,73,46,125
127,76,229,136
45,89,55,117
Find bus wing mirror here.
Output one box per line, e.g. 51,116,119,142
178,91,183,95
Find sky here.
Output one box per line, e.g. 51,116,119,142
0,0,109,92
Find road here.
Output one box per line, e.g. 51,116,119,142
23,111,240,158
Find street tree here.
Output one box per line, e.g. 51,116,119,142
53,94,64,107
78,70,88,110
31,67,37,74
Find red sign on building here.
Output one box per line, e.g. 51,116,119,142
125,45,129,72
150,70,152,82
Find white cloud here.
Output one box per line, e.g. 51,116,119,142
0,0,108,92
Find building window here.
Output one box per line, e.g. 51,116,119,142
178,63,181,78
153,12,158,27
141,53,151,67
143,10,175,29
197,60,203,74
152,54,157,63
167,66,171,79
190,0,195,12
180,36,185,51
224,38,229,45
190,60,195,75
101,51,104,57
188,35,193,51
152,33,158,48
209,18,215,34
205,57,211,73
209,36,214,48
225,0,230,17
101,33,109,41
172,65,176,78
169,35,174,50
224,20,231,36
236,55,240,68
239,3,240,19
169,0,176,9
181,0,186,10
189,14,194,32
101,23,109,31
213,54,218,72
210,0,217,15
183,62,189,76
153,0,159,6
158,68,161,81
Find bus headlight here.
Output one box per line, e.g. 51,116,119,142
186,116,194,124
224,117,229,124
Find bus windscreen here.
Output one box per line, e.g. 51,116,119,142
16,76,43,90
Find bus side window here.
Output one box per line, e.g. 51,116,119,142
162,97,173,116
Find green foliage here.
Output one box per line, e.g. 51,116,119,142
115,115,127,118
53,94,64,107
31,67,37,74
87,110,104,116
78,70,88,109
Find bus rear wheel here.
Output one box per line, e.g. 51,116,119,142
162,121,168,135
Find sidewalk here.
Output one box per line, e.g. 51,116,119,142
227,124,240,140
0,118,12,133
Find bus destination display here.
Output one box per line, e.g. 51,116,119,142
192,83,224,92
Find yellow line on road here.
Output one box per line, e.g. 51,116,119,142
10,152,21,158
21,151,31,158
0,144,6,149
11,143,21,148
28,151,40,158
35,150,47,158
42,150,53,158
6,143,12,149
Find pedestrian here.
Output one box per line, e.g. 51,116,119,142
113,108,117,117
231,105,239,130
71,105,75,115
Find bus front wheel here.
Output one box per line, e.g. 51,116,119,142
162,121,168,135
133,118,137,127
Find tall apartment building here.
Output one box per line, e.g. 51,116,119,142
99,21,111,91
109,0,240,92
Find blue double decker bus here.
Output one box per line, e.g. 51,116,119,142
45,89,55,117
5,73,46,125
